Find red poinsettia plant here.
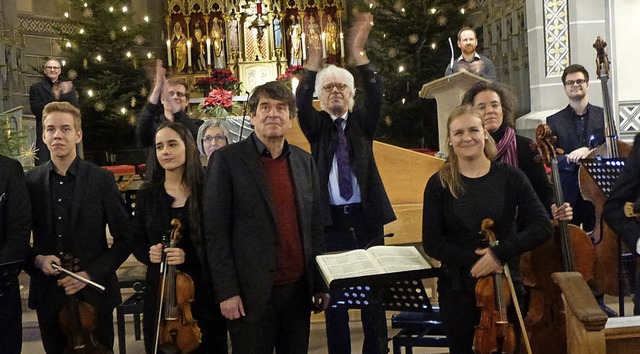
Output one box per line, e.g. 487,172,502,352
199,88,238,118
195,69,242,95
277,65,305,82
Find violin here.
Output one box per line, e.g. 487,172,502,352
578,37,632,300
523,124,597,353
473,219,517,354
153,218,202,354
57,253,108,354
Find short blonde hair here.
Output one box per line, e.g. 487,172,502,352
42,102,82,131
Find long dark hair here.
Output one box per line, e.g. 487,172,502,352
142,122,204,248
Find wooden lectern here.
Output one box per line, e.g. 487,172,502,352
419,71,490,151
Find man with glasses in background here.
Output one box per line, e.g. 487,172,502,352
296,13,396,354
29,58,79,165
137,59,202,178
547,64,605,232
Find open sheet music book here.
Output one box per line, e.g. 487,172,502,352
316,246,432,287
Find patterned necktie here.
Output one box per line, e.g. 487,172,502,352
334,118,353,200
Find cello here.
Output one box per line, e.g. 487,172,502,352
474,219,531,354
578,37,632,301
524,124,597,354
153,218,202,354
57,253,108,354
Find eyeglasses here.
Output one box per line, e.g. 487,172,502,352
322,83,348,93
45,66,61,71
203,134,226,143
564,79,586,86
475,102,501,111
169,91,187,98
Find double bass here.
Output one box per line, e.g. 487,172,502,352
474,219,531,354
524,124,597,353
153,218,202,354
578,37,632,301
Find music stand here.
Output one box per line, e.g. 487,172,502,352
581,156,629,314
580,157,625,196
328,268,440,354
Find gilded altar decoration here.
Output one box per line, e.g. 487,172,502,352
172,22,188,73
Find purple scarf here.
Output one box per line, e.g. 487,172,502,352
494,126,519,166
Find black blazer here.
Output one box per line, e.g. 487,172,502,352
604,133,640,251
25,159,132,311
29,77,79,121
204,136,325,322
0,155,31,265
296,64,396,228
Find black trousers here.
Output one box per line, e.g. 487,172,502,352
0,274,22,354
324,204,387,354
227,280,311,354
36,290,114,354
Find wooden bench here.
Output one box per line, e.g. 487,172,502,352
553,272,640,354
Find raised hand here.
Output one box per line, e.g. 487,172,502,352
348,12,373,65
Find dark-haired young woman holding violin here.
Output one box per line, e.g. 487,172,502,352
422,105,551,354
131,122,227,353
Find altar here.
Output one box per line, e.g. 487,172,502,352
164,0,347,94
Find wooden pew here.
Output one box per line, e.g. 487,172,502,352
552,272,640,354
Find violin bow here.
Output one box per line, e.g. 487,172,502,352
504,264,533,354
51,263,105,292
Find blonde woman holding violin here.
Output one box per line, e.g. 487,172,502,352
422,105,551,354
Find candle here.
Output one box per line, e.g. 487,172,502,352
206,38,211,65
291,77,299,94
321,32,327,58
187,40,192,67
256,1,262,14
166,39,172,67
340,32,345,58
301,33,306,60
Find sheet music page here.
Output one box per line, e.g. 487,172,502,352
367,246,431,273
316,249,382,285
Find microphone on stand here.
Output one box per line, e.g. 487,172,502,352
239,90,251,141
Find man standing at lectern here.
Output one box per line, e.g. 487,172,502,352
445,27,496,81
296,12,396,354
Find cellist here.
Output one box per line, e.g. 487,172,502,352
131,121,228,353
604,133,640,314
422,105,551,354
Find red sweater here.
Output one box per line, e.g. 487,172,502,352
260,155,304,284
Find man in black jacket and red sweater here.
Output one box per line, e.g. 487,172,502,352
296,13,396,354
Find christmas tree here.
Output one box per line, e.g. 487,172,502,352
57,0,153,154
351,0,468,149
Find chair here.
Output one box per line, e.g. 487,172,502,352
391,308,448,354
116,279,145,354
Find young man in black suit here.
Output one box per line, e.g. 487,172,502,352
25,101,131,353
204,81,329,353
547,64,605,232
0,155,31,354
296,13,396,354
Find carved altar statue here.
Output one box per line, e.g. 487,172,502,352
173,22,188,73
229,18,239,51
288,16,302,65
194,21,207,71
325,15,338,56
307,15,321,50
211,18,226,68
273,17,283,48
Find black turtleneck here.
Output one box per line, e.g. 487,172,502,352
491,123,554,214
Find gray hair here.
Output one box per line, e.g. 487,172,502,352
196,118,232,156
315,65,356,112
